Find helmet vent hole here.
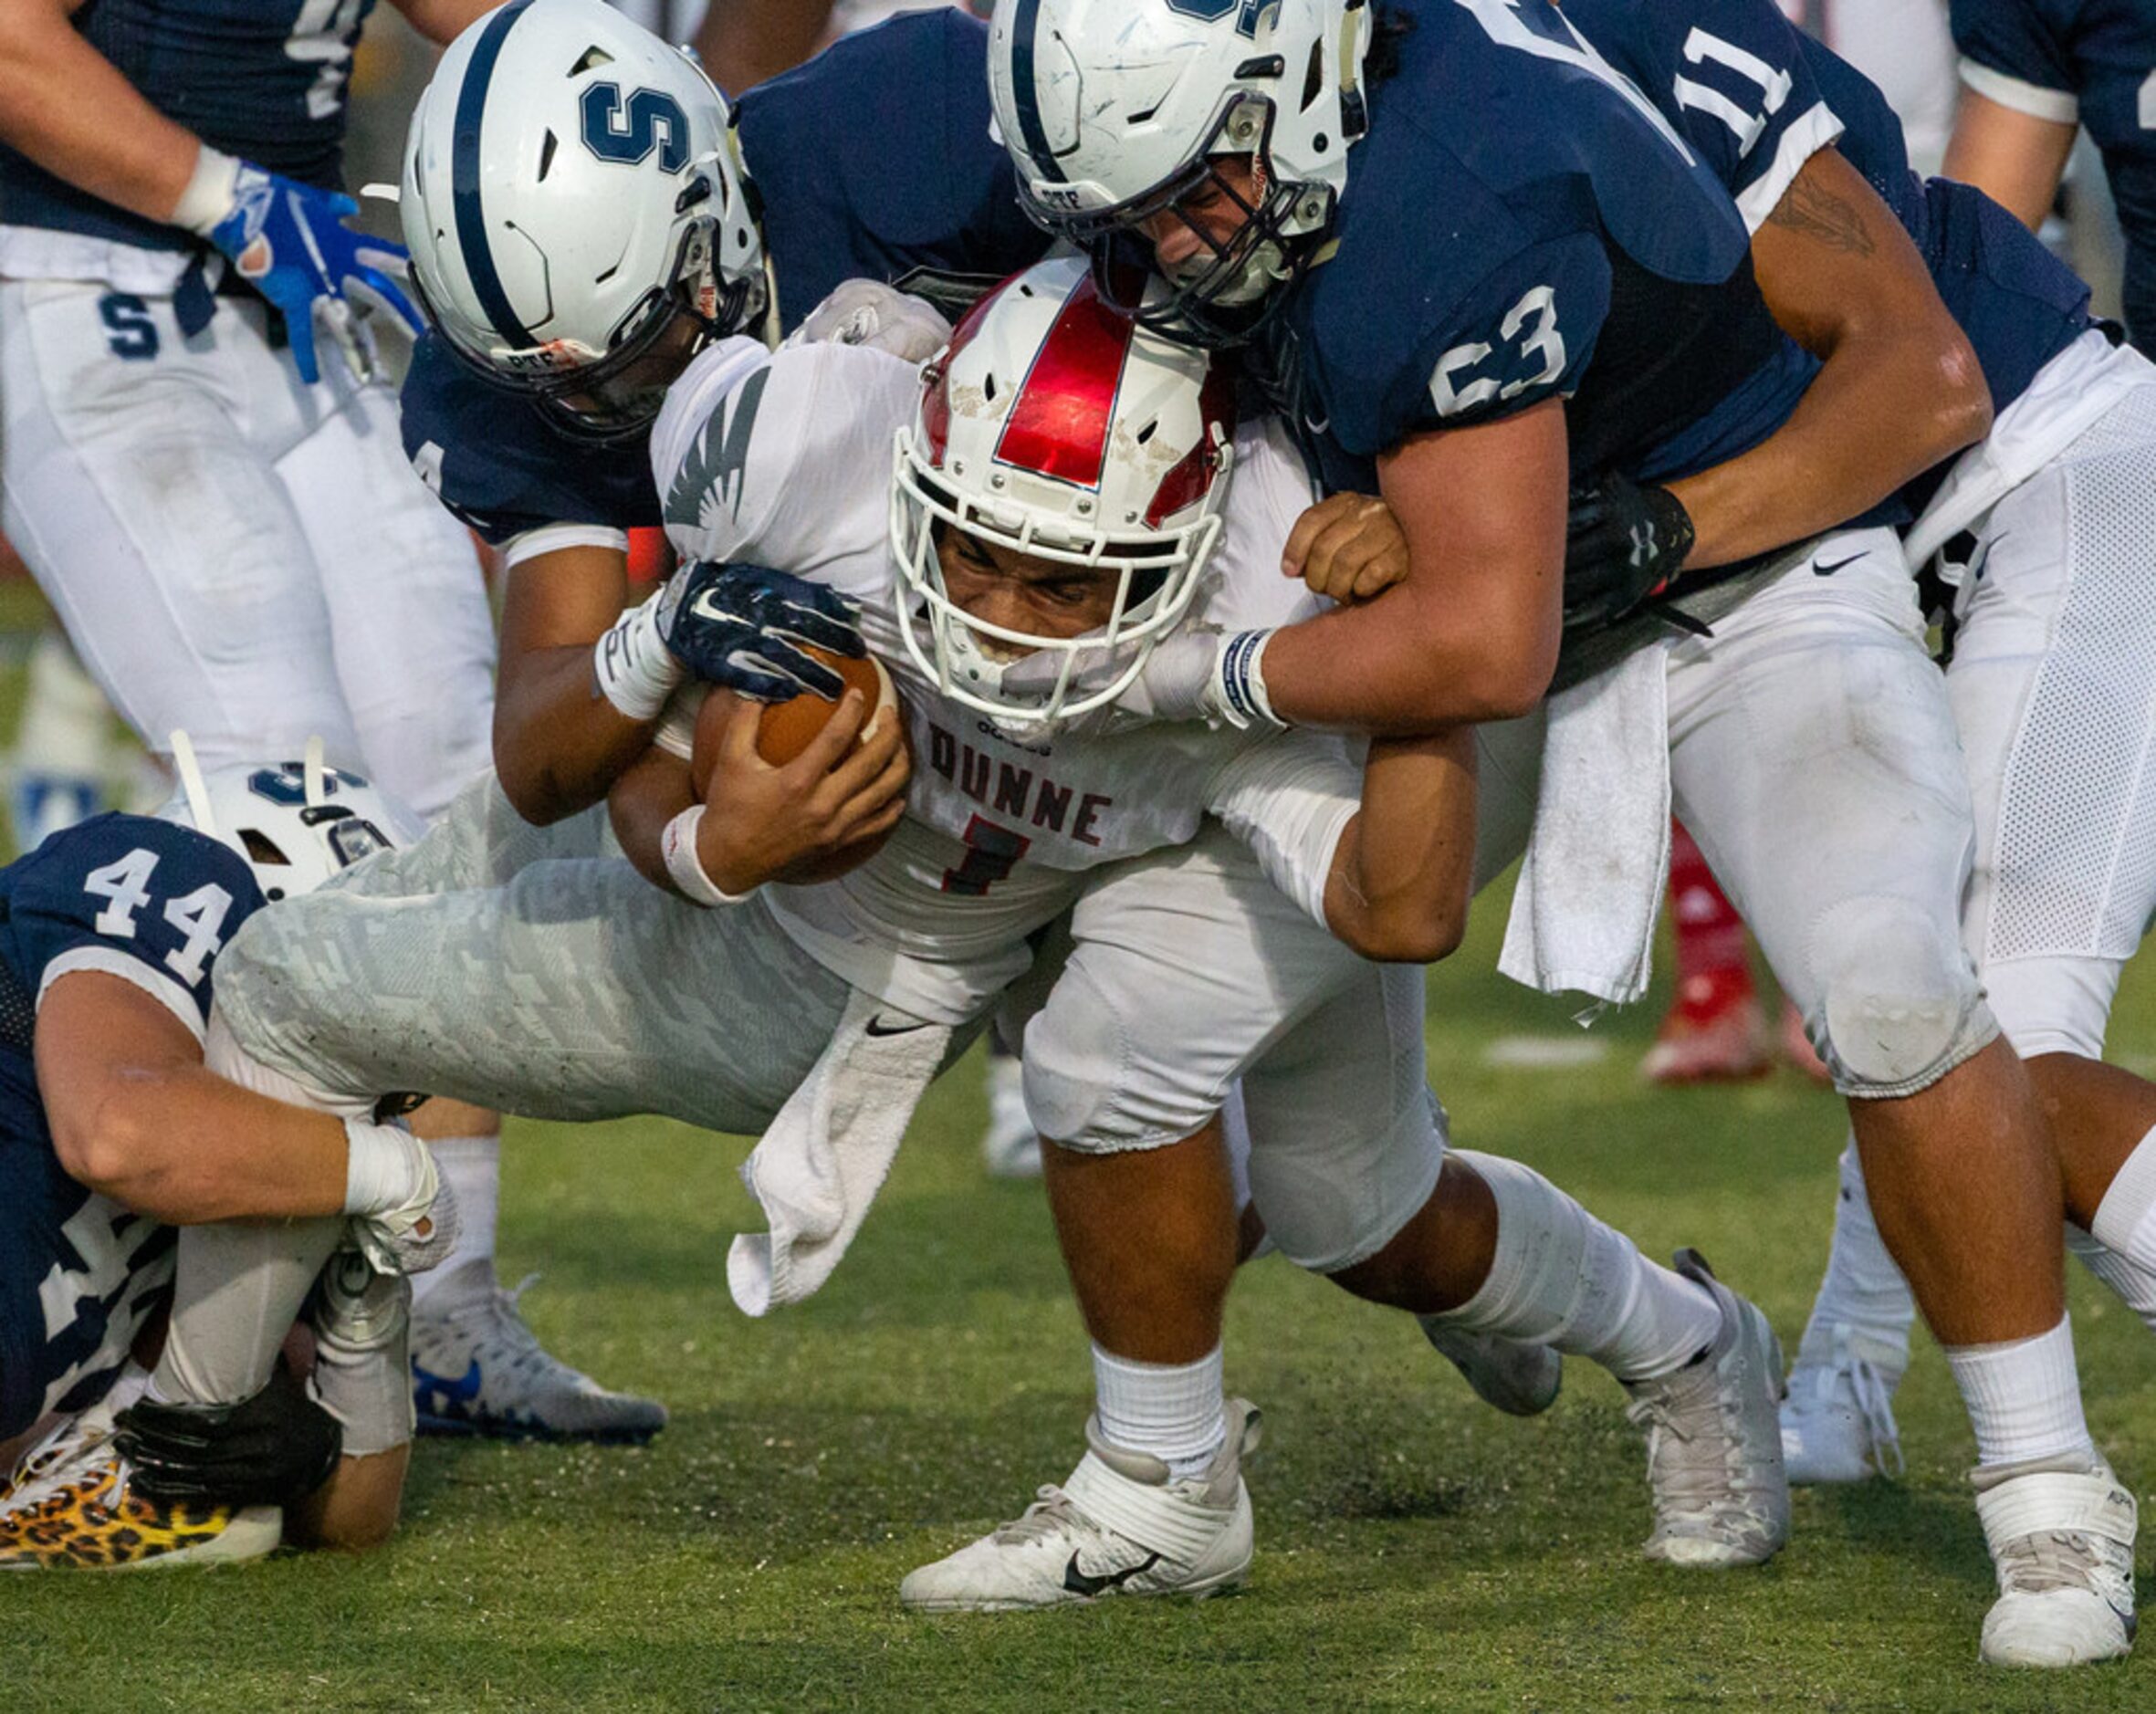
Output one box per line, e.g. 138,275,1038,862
984,373,998,402
569,45,615,75
240,829,291,867
1232,56,1283,79
1136,420,1156,444
1301,41,1324,110
594,261,620,285
1126,104,1161,125
538,131,558,182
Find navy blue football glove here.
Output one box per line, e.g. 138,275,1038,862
203,164,424,385
654,560,867,703
1562,475,1694,632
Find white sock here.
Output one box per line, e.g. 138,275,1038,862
149,1216,345,1406
1432,1151,1722,1384
2067,1223,2156,1326
1944,1315,2095,1469
412,1133,501,1310
2089,1122,2156,1276
1092,1343,1225,1482
1795,1139,1917,1375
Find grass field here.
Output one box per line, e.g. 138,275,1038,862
3,893,2152,1713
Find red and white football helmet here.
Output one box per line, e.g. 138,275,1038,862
889,255,1237,729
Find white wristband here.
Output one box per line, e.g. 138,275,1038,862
172,144,242,238
1215,629,1284,730
341,1118,424,1218
593,594,686,723
662,805,752,907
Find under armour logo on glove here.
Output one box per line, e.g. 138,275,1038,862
1562,475,1696,633
656,560,868,703
181,152,424,387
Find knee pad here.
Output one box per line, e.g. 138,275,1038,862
1021,963,1213,1153
1809,896,1995,1097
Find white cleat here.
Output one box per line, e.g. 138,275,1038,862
1418,1320,1562,1417
1624,1250,1791,1569
979,1052,1041,1179
1974,1453,2137,1668
411,1261,667,1443
902,1400,1261,1612
1780,1326,1904,1486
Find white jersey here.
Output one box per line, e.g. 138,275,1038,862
651,336,1362,1022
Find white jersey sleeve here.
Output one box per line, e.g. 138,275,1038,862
1204,731,1364,931
651,337,920,597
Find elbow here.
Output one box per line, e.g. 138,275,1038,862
53,1089,161,1209
1459,643,1554,726
491,747,575,828
1343,898,1470,965
1934,331,1994,460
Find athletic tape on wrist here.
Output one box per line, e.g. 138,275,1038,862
662,805,752,907
172,145,242,238
593,597,684,722
341,1119,421,1219
1217,629,1282,729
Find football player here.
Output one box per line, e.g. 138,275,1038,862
1607,16,2156,1546
987,0,2119,1666
181,256,1788,1588
0,747,452,1568
0,0,650,1443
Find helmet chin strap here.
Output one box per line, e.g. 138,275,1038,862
168,729,217,839
303,736,329,810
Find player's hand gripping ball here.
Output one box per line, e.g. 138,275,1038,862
692,645,908,884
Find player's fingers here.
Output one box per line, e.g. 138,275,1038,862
759,639,847,701
1280,495,1345,578
716,693,769,768
791,688,870,782
1297,511,1374,602
282,300,323,386
777,605,868,660
820,696,903,801
832,741,913,839
345,267,426,338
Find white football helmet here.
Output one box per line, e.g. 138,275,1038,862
987,0,1372,344
401,0,765,440
890,254,1236,729
158,736,417,904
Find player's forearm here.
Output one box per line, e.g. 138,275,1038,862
1666,323,1990,568
0,5,205,225
70,1067,349,1224
606,747,698,896
1323,730,1478,963
1943,91,2078,233
493,644,662,825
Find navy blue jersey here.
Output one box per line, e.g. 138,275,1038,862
0,815,265,1439
1258,0,1818,507
403,7,1050,547
1953,0,2156,353
0,0,374,256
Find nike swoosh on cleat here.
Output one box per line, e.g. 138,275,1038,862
412,1360,484,1406
1812,553,1864,576
1062,1550,1162,1598
864,1016,930,1038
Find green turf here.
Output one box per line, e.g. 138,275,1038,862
5,894,2156,1711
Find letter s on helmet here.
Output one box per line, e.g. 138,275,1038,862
988,0,1372,346
400,0,765,441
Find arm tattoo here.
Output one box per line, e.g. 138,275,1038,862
1765,173,1877,256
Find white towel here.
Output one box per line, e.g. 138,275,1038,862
727,988,952,1317
1499,639,1673,1007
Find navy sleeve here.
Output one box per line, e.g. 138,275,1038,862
1566,0,1844,227
399,336,661,545
0,816,266,1034
736,9,1050,333
1952,0,2078,101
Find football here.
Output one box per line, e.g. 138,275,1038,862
691,646,905,883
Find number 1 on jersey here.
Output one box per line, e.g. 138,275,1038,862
942,816,1031,896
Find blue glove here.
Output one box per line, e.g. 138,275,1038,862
202,163,424,385
654,560,867,703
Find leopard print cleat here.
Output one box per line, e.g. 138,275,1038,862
0,1418,278,1571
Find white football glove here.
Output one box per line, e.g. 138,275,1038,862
1001,627,1285,732
784,279,954,363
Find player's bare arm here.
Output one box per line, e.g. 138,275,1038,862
494,543,652,824
1944,89,2079,231
1665,151,1993,569
0,0,204,223
1322,729,1479,964
1260,401,1570,731
383,0,504,47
